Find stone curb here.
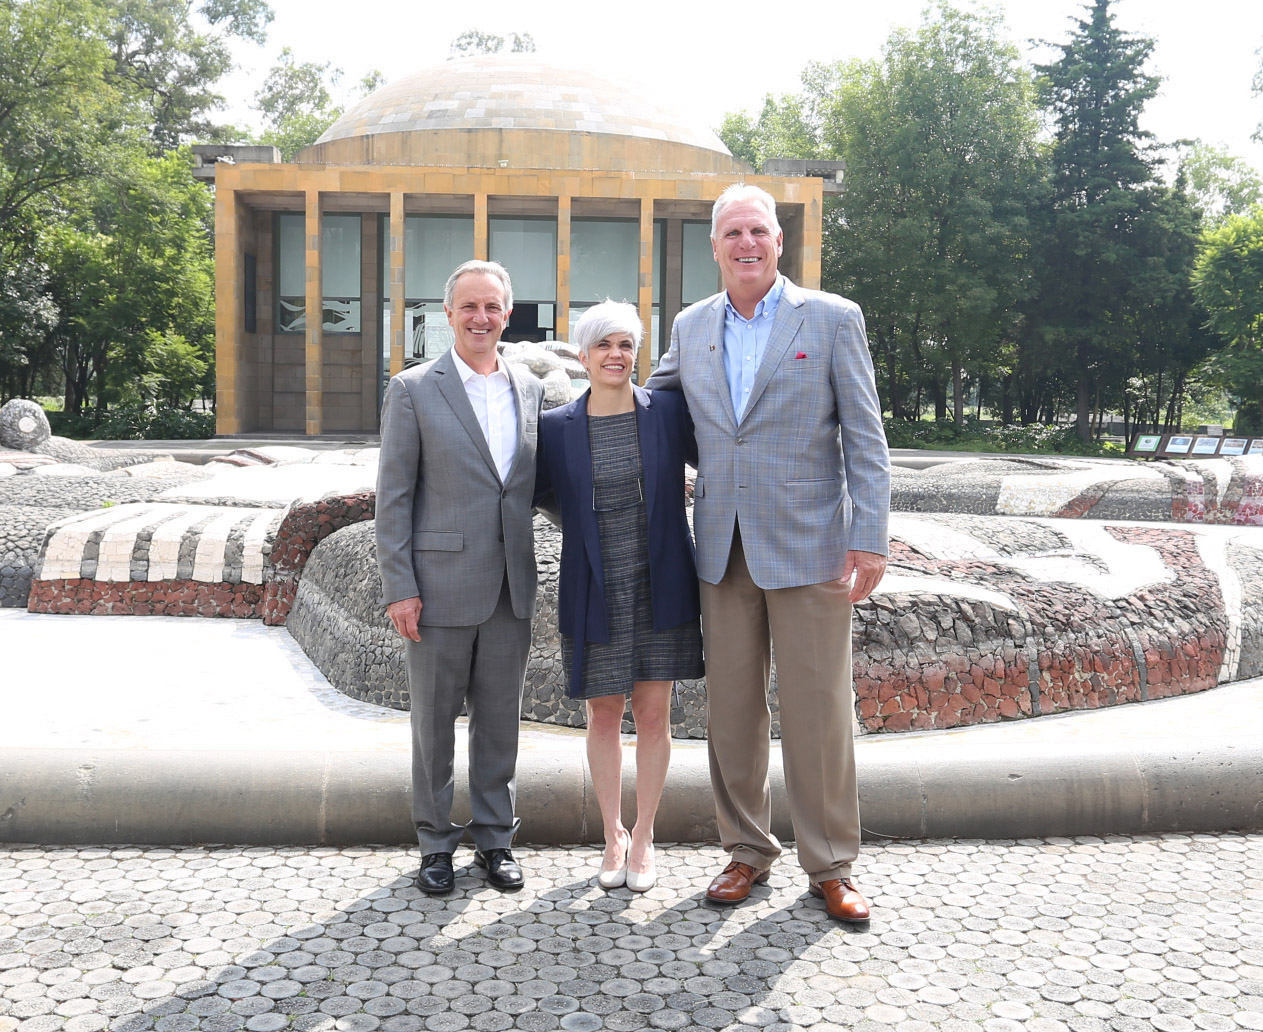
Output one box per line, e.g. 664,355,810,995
2,733,1260,846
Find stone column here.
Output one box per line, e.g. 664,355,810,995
636,197,653,384
303,190,323,436
214,176,242,434
388,193,405,377
474,194,488,261
556,195,571,342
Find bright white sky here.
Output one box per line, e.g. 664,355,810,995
222,0,1263,171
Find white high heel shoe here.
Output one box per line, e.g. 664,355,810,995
626,844,655,892
597,831,629,889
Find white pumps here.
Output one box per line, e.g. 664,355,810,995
597,831,629,889
626,845,656,893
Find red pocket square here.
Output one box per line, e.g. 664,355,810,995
794,352,807,359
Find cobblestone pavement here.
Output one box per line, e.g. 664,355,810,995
1,836,1260,1032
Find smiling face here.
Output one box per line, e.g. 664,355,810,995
444,271,510,372
711,198,784,302
580,332,637,390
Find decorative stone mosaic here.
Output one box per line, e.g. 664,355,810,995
893,453,1263,524
285,514,711,737
7,389,1263,739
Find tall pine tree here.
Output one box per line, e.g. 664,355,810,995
1035,0,1162,441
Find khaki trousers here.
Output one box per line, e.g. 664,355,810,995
700,532,859,882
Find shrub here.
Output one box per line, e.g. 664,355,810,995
44,404,214,441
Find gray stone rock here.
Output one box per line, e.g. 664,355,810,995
0,399,51,450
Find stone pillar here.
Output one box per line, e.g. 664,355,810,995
304,190,323,436
636,197,654,384
214,180,242,434
474,194,488,261
388,193,405,377
663,218,684,362
556,195,571,342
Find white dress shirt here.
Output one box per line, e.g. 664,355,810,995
451,348,518,482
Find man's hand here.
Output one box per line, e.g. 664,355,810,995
387,596,423,641
842,550,887,603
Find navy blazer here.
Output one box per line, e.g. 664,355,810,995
535,384,700,694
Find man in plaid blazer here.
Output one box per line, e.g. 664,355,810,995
646,184,890,922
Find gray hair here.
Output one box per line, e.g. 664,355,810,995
443,260,513,311
711,183,781,239
572,300,643,358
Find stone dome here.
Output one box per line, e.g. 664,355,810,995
298,54,745,175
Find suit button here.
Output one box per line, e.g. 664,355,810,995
498,533,504,542
736,438,745,446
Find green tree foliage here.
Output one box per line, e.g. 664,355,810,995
1193,207,1263,419
1182,142,1263,222
254,49,384,160
826,3,1040,425
0,0,245,413
0,261,59,400
0,0,132,261
44,148,214,413
105,0,273,149
448,29,535,59
718,90,820,171
1033,0,1165,440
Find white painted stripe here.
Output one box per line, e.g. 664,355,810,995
93,505,168,582
190,510,248,583
875,573,1019,611
37,506,148,580
1018,520,1175,601
147,507,215,582
995,463,1165,516
889,514,1001,561
239,508,284,585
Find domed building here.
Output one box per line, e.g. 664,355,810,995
200,55,826,435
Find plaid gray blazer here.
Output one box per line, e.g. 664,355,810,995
646,278,889,589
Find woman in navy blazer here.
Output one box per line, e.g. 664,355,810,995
535,301,703,893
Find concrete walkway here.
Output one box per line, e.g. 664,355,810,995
1,609,1260,847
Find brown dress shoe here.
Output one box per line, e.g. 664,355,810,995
809,877,871,923
705,861,770,904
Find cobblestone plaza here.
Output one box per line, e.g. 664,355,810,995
2,836,1260,1032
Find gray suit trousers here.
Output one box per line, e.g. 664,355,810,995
405,577,532,855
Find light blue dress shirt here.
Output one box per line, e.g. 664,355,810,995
722,274,785,421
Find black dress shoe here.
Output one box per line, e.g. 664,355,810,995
473,848,524,891
415,852,455,894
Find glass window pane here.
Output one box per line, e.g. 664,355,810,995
489,218,556,301
322,214,361,298
406,216,474,299
277,213,305,299
682,221,719,303
652,221,662,305
570,219,638,303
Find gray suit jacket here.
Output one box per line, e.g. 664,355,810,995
376,349,544,626
646,278,889,589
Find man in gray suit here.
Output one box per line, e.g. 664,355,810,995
646,184,890,922
376,260,544,895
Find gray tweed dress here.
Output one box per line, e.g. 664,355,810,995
561,411,705,699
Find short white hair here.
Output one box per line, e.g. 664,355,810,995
443,260,513,311
711,183,781,239
572,300,642,357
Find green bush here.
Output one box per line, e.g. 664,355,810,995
883,418,1118,457
45,410,97,438
44,405,214,440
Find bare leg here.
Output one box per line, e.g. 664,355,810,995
628,681,672,873
586,694,630,870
